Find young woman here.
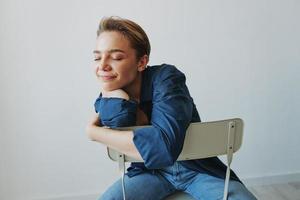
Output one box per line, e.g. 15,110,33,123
86,16,257,200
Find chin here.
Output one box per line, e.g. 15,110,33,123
102,84,121,92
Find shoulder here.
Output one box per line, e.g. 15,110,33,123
146,63,186,83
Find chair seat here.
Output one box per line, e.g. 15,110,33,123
165,191,194,200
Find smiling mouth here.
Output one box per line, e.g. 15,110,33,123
100,75,117,81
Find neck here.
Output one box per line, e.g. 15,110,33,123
123,72,142,103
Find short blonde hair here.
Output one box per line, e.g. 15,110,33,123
97,16,151,60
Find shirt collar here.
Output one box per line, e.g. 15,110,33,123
140,66,153,102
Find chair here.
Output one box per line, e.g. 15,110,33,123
107,118,244,200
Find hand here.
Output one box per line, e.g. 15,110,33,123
102,89,130,100
88,113,100,126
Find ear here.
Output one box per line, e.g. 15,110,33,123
137,55,149,72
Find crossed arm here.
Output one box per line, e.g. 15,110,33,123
85,89,143,160
86,65,193,168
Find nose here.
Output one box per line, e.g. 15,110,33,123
96,57,111,74
100,58,111,71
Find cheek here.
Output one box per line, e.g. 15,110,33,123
120,68,136,81
94,64,100,75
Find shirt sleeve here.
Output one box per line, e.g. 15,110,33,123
94,94,138,128
133,65,194,169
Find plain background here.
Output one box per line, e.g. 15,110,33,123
0,0,299,199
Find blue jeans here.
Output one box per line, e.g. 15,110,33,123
99,162,257,200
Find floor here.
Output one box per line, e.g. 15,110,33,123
248,181,300,200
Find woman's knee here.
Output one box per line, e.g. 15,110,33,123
98,179,123,200
184,173,257,200
98,172,174,200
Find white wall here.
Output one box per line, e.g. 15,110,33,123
1,0,299,199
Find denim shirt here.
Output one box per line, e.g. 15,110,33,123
94,64,241,183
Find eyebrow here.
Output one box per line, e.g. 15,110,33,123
93,49,126,54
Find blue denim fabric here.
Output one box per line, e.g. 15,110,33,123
99,162,257,200
94,64,242,183
95,64,257,199
94,95,138,128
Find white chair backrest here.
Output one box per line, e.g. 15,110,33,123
108,118,243,162
107,118,244,200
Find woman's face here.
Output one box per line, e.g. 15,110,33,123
93,31,142,91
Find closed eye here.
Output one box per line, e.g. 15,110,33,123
112,57,123,61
